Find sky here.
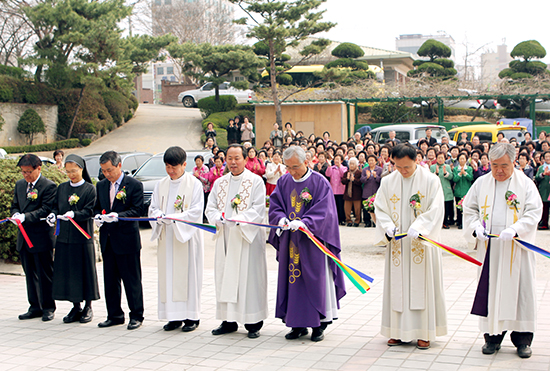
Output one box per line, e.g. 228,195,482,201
314,0,550,65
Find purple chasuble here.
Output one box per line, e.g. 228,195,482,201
268,171,346,327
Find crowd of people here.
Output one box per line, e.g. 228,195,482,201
8,135,545,357
199,124,550,230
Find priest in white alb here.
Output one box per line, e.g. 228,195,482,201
463,143,542,359
374,143,447,350
205,144,268,339
149,146,204,332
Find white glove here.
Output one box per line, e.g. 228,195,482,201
474,224,489,241
161,213,176,225
58,211,75,221
46,213,56,227
215,215,225,228
499,227,516,242
11,213,25,224
278,217,290,231
407,227,420,240
276,217,290,236
150,209,163,218
385,227,396,239
103,212,118,223
94,214,104,228
288,220,306,232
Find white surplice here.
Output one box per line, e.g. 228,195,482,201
374,166,447,341
463,169,542,335
149,173,204,321
205,169,268,324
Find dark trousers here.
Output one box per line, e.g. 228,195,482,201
444,200,454,226
485,331,533,347
102,238,144,321
203,192,210,222
540,202,550,227
334,195,345,224
455,197,463,226
19,248,55,313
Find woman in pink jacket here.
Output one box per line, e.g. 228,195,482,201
245,147,265,177
325,154,347,225
205,155,225,188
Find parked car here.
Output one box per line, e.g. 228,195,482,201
83,152,152,181
177,82,256,108
131,151,213,215
370,124,455,146
448,124,527,143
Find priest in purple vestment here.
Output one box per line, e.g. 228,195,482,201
268,146,346,342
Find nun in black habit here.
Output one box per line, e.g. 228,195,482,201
48,154,99,323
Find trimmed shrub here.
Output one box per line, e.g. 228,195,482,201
0,65,28,79
371,102,410,123
197,95,237,117
2,139,80,154
235,103,255,112
276,73,293,85
101,90,130,126
80,138,92,146
331,43,364,59
0,159,67,262
129,94,139,110
17,108,45,144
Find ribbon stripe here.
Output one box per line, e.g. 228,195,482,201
395,233,481,266
117,216,218,234
488,234,550,260
222,215,373,293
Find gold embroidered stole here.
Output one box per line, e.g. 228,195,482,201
479,171,525,320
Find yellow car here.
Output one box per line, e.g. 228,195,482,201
448,124,528,143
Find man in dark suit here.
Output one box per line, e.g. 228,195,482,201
94,151,144,330
425,128,438,147
11,154,57,321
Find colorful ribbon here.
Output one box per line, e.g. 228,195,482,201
222,215,373,293
13,218,34,248
395,233,482,266
488,234,550,259
117,216,217,234
67,217,91,239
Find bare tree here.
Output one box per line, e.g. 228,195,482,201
0,1,35,66
130,0,244,46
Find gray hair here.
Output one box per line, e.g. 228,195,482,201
489,143,515,163
100,150,121,166
348,157,359,167
283,146,306,163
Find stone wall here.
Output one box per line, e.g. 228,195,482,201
161,81,197,106
0,103,58,147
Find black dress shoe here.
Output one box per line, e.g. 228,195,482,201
212,321,238,335
18,311,42,320
182,320,199,332
517,345,532,358
63,307,82,323
163,321,182,331
98,318,124,328
353,223,359,227
285,327,308,340
248,330,260,339
311,326,325,342
346,223,353,227
482,342,501,354
42,311,55,322
442,225,450,229
127,319,142,330
79,307,93,323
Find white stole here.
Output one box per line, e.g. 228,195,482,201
475,171,525,320
214,170,256,303
156,174,195,303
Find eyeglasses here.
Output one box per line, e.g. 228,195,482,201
21,169,37,175
66,169,81,175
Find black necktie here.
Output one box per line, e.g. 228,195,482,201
27,182,33,192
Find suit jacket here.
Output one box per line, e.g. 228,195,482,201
94,174,144,254
10,176,56,253
426,137,437,146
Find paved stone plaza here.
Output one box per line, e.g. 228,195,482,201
2,227,550,371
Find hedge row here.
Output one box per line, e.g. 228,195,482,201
0,159,68,262
0,74,138,139
2,139,80,154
